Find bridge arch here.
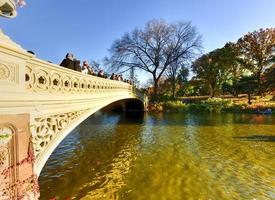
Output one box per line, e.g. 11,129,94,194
35,97,145,175
102,98,145,112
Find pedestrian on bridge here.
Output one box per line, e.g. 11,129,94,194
74,59,82,72
60,53,75,70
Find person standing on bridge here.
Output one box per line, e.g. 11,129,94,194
74,59,82,72
118,74,124,81
60,53,75,70
97,70,105,78
110,73,115,80
82,60,94,75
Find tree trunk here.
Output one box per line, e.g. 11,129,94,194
172,79,176,99
209,84,215,98
233,81,238,97
152,77,158,102
257,70,263,97
248,93,252,104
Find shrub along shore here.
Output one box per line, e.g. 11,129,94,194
148,97,275,114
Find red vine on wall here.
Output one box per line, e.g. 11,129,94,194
0,150,40,199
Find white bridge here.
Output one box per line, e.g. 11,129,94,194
0,29,147,199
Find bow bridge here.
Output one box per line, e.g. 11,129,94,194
0,30,147,199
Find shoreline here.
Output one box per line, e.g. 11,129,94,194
147,98,275,115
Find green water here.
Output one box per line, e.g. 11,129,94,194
39,112,275,200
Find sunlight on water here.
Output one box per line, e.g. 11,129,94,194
39,112,275,200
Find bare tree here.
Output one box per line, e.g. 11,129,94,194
90,60,101,72
105,19,202,100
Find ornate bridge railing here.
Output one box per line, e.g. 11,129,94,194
25,59,133,95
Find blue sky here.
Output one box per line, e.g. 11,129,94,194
1,0,275,82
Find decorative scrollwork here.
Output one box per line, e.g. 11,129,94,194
0,146,9,167
0,64,10,80
0,61,18,84
25,62,132,94
49,72,62,92
31,109,89,158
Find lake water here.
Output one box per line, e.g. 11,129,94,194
39,112,275,200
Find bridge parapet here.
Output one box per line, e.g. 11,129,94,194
0,32,145,103
25,58,132,94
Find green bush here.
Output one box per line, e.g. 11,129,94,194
203,98,233,113
158,94,174,102
187,98,233,113
225,104,246,113
148,102,164,112
163,101,187,112
187,103,207,112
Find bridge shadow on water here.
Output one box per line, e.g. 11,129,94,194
120,111,145,124
84,110,145,126
233,135,275,142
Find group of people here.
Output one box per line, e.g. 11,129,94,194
60,53,133,84
60,53,104,77
109,73,133,84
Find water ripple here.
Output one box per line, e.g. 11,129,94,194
39,113,275,200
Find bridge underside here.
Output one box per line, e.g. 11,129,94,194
102,98,145,112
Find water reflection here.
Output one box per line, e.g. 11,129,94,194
39,112,275,200
76,112,144,199
39,112,144,199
